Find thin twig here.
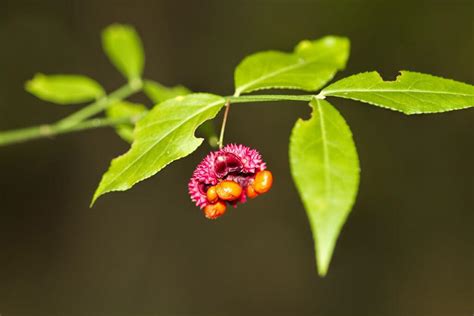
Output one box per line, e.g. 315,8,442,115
0,116,142,147
56,80,143,128
0,92,314,147
227,94,313,103
218,99,231,149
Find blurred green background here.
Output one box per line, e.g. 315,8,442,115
0,0,473,315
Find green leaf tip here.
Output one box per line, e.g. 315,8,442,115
91,93,226,206
25,73,104,105
102,23,145,82
290,98,360,276
234,35,350,95
322,71,474,114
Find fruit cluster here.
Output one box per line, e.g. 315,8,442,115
188,144,273,219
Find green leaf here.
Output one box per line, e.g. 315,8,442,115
144,80,218,147
92,93,225,205
102,24,144,82
25,74,104,105
234,36,350,95
144,80,191,103
106,101,148,143
289,98,360,276
321,71,474,114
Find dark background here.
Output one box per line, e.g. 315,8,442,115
0,0,473,315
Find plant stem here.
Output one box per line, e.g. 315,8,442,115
56,80,143,128
0,80,143,147
214,94,314,148
0,116,141,147
0,92,313,148
218,99,231,149
228,94,314,103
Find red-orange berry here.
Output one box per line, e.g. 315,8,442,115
246,184,259,199
203,201,227,219
206,186,218,203
253,170,273,194
216,180,243,201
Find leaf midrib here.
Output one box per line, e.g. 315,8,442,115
316,99,331,207
323,88,474,97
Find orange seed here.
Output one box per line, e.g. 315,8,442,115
216,180,243,201
253,170,273,194
206,186,218,203
246,184,259,199
203,201,227,219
